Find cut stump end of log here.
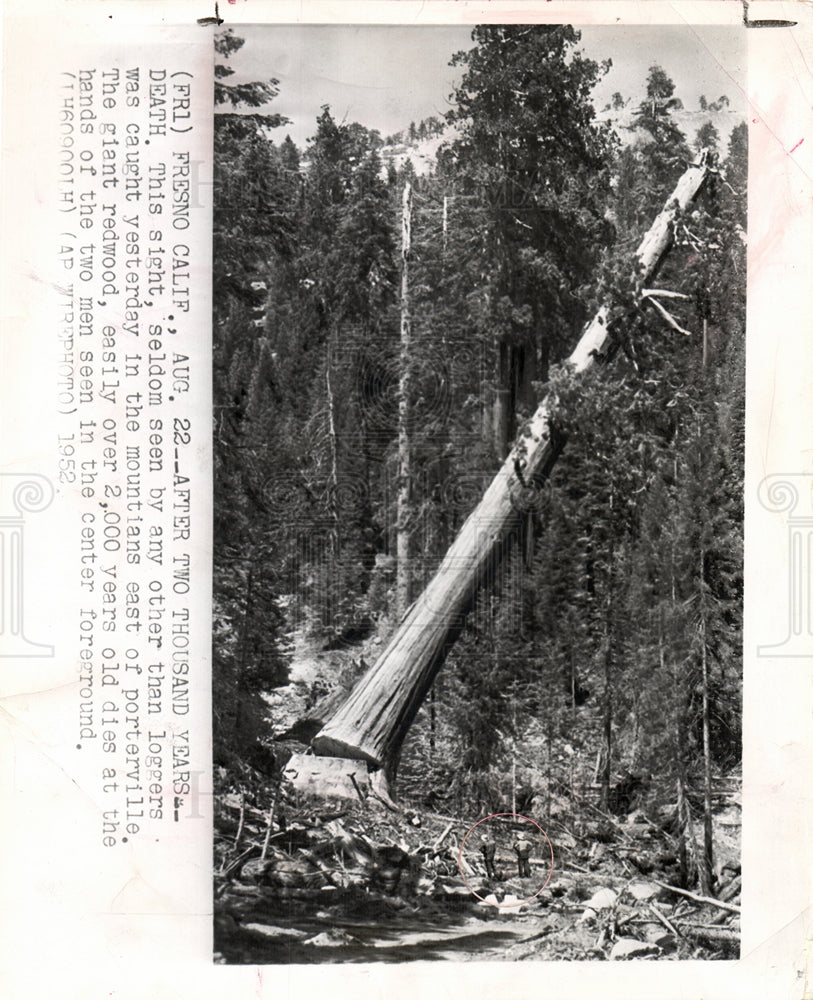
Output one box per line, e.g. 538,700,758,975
282,753,372,805
310,733,383,770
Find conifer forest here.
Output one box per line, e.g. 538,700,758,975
213,26,746,963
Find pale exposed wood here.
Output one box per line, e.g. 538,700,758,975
651,878,741,914
646,295,692,335
648,901,684,939
260,784,280,862
370,768,399,811
283,753,371,804
312,153,711,778
431,820,455,852
641,288,692,300
233,787,246,848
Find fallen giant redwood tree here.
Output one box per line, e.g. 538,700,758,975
311,152,712,798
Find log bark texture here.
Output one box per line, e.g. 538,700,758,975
312,153,711,778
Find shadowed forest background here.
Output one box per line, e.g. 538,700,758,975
213,25,745,907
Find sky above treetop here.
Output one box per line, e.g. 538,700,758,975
224,24,747,149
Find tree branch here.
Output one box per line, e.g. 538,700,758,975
652,878,741,914
644,294,693,335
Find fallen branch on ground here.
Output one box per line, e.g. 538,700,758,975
432,820,455,852
651,879,741,914
677,923,740,943
233,788,246,848
647,901,684,939
260,783,281,862
644,294,692,335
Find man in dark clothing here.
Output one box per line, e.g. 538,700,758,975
480,833,497,879
512,831,532,878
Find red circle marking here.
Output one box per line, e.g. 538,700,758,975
457,813,555,908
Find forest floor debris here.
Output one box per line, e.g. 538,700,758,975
214,763,741,964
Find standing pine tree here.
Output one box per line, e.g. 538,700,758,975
444,25,615,459
613,65,692,239
279,109,398,640
213,31,297,765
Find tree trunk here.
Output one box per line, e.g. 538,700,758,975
664,610,691,888
326,336,339,548
600,534,615,813
442,195,448,254
312,154,711,785
699,322,714,894
234,561,255,734
324,333,340,631
396,181,413,618
429,682,436,757
699,543,714,894
494,338,511,461
495,341,536,461
493,385,511,462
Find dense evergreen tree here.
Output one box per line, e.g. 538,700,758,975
213,34,298,761
443,25,615,456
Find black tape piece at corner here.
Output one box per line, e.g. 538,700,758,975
198,1,224,28
743,0,798,28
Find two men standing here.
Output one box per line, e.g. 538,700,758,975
480,828,533,879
